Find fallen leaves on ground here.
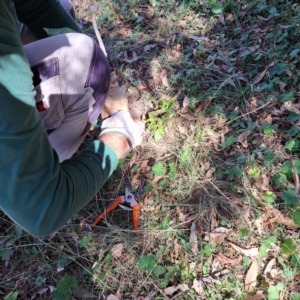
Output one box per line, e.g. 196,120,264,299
263,258,277,284
189,223,198,255
204,227,230,247
111,243,124,259
74,287,97,299
237,130,252,148
229,242,259,257
245,260,259,293
262,209,299,229
164,284,189,296
215,253,242,267
123,50,138,63
192,279,205,297
243,292,265,300
107,295,120,300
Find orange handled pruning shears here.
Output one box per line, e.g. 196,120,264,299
93,178,145,231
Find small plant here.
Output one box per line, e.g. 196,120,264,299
147,98,175,141
52,276,78,300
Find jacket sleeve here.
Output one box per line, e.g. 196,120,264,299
13,0,82,38
0,0,118,237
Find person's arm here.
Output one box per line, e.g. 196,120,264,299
13,0,82,38
0,0,134,237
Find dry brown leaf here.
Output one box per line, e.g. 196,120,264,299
263,258,277,284
204,227,230,247
183,96,190,108
107,295,120,300
192,279,205,296
204,161,210,170
206,167,216,178
260,174,269,191
179,113,198,121
216,253,242,266
229,242,259,257
252,61,275,84
143,44,156,52
30,288,49,300
188,36,210,41
257,15,269,21
237,130,251,148
74,287,97,299
123,50,138,63
111,243,124,259
254,218,263,235
263,209,299,229
243,293,265,300
161,75,170,87
245,260,259,293
219,13,225,25
227,13,234,21
164,284,189,296
189,223,198,255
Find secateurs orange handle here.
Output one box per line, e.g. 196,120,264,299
93,196,122,226
93,179,144,232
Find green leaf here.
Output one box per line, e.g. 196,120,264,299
57,276,78,295
203,244,213,256
51,290,66,300
0,248,11,261
153,265,165,276
243,256,250,267
263,191,276,203
80,235,90,248
281,159,300,178
154,127,164,141
138,255,156,272
4,292,18,300
284,139,299,152
35,275,44,286
169,162,177,180
260,236,276,256
288,112,300,122
160,216,170,230
248,168,260,179
228,167,243,177
57,256,68,269
291,254,300,269
152,163,166,177
292,211,300,226
268,283,284,300
221,136,236,148
282,189,298,205
291,294,300,300
287,126,300,136
239,228,249,238
261,122,276,135
290,49,300,58
271,63,286,76
279,91,297,102
281,238,296,254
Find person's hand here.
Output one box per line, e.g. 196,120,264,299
101,72,129,119
99,111,144,157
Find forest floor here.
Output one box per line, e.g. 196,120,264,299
1,0,300,299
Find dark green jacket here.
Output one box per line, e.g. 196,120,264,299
0,0,118,237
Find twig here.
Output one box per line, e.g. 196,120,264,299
208,180,233,203
148,281,171,300
290,156,300,204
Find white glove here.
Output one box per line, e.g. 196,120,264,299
99,111,143,149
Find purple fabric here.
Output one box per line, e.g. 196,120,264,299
85,41,111,127
31,57,59,87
